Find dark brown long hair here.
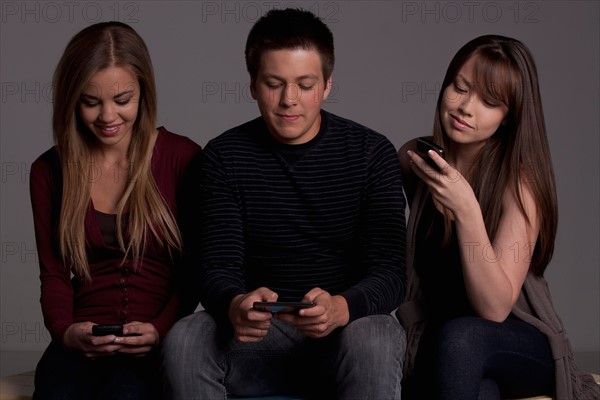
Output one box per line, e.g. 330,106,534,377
432,35,557,276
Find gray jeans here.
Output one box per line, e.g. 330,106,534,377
162,311,405,400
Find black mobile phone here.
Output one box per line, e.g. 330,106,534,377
416,137,445,171
92,324,123,336
253,301,316,314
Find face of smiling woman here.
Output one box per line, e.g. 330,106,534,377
78,66,141,152
251,48,332,145
440,56,508,151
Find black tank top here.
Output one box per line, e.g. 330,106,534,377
414,195,475,323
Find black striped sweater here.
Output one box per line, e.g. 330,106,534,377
195,111,406,323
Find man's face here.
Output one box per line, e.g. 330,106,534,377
251,48,332,144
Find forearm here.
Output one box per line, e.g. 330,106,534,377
454,210,518,321
198,261,246,325
40,278,75,341
347,158,406,318
150,290,179,339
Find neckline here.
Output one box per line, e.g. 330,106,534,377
95,209,117,217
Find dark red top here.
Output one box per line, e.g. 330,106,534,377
29,127,201,342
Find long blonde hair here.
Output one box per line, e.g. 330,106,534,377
53,22,181,281
432,35,558,276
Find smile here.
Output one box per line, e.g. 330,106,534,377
450,114,472,129
96,124,122,136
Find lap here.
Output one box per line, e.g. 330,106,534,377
437,316,554,361
436,316,554,398
163,311,404,398
166,311,402,357
34,341,161,400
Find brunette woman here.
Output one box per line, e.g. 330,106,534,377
397,35,599,400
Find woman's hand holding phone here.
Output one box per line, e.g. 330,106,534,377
408,140,479,220
113,322,159,354
415,137,445,171
63,321,124,358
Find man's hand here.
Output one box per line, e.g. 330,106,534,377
276,288,350,338
228,288,278,342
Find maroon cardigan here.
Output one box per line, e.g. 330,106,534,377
30,127,201,342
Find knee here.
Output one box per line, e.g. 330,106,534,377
341,315,406,360
162,311,216,362
162,315,191,355
437,317,492,359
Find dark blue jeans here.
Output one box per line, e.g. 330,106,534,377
162,311,405,400
33,341,162,400
408,316,554,400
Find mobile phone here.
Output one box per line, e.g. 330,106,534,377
92,324,123,336
416,137,445,171
253,301,316,314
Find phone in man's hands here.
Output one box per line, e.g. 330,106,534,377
253,301,316,314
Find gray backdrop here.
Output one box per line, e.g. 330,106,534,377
1,0,598,373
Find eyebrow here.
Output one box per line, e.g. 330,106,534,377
261,73,320,82
80,89,136,100
455,74,472,87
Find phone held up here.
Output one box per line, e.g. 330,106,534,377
416,137,445,171
253,301,316,314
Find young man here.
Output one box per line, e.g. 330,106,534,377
163,9,406,399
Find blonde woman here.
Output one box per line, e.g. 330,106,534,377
30,21,200,399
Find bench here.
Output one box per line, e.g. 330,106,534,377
0,370,34,400
1,370,598,400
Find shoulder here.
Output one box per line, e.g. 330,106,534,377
30,147,61,195
31,147,60,177
203,117,268,159
323,111,398,156
156,127,201,155
325,111,388,141
209,117,264,145
32,146,59,166
154,127,202,167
